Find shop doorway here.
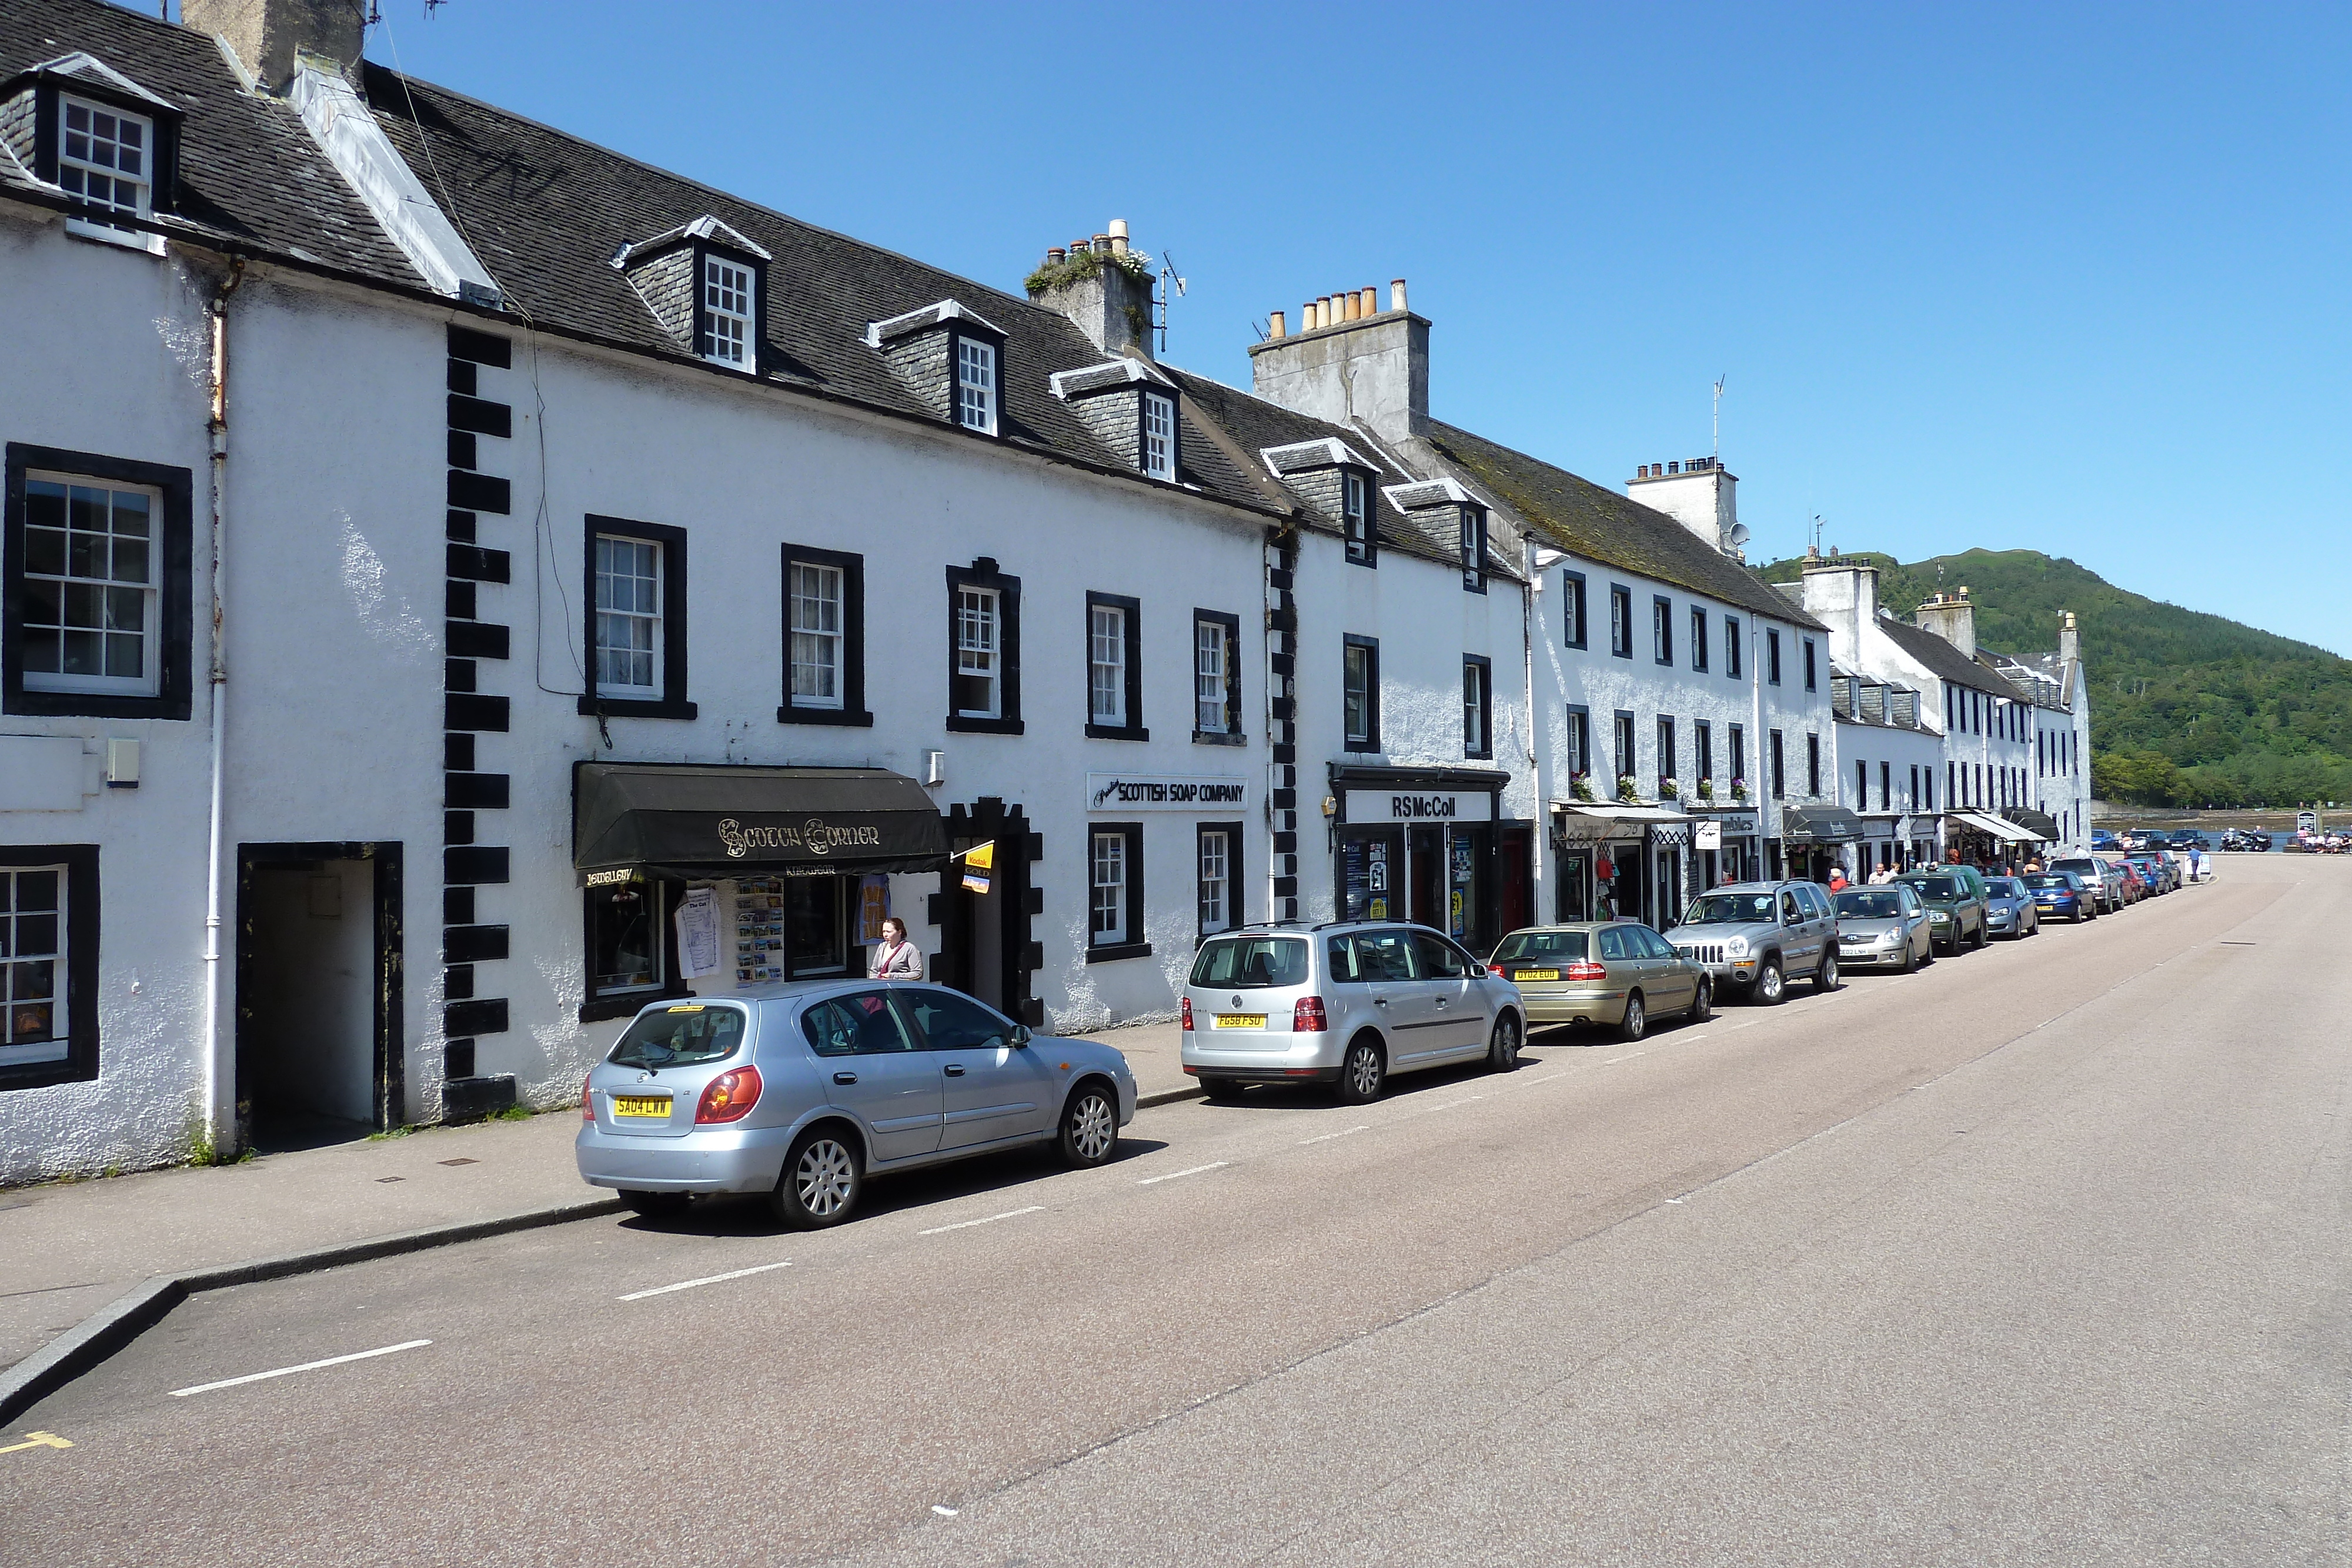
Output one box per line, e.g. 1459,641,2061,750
235,842,403,1150
1499,827,1532,937
1408,825,1445,927
1556,847,1592,923
1653,847,1683,930
936,798,1038,1025
1601,843,1641,921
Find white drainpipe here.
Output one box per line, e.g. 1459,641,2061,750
200,258,243,1156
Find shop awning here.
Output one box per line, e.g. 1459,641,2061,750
2009,808,2061,840
573,762,948,880
1952,810,2039,844
1551,803,1689,846
1779,806,1869,844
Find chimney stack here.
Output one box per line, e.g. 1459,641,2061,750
2057,610,2080,670
1915,588,1977,658
183,0,366,91
1249,273,1426,441
1028,216,1154,359
1798,551,1879,670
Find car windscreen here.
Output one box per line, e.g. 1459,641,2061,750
1682,892,1776,925
2052,859,2098,875
1833,890,1902,919
609,1003,744,1068
1903,877,1963,899
2023,874,2070,889
1492,930,1591,964
1986,879,2023,897
1190,935,1310,990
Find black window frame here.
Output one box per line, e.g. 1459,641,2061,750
1880,761,1892,813
1460,506,1488,594
1613,710,1637,785
5,444,194,721
1729,723,1746,788
580,514,696,720
1609,585,1634,659
1342,470,1377,566
1806,731,1822,797
946,321,1008,440
578,873,691,1023
1803,636,1818,692
777,541,871,727
944,557,1023,734
26,79,184,219
1766,628,1783,686
1196,820,1244,940
1695,719,1713,783
1462,654,1492,760
1565,704,1591,778
1656,714,1677,793
1084,821,1150,963
1138,389,1181,482
1083,590,1147,741
0,843,99,1092
1856,760,1869,810
1770,728,1786,799
1726,615,1742,680
1191,608,1244,745
1561,570,1588,649
1652,594,1673,666
690,242,768,376
1690,606,1709,672
1342,634,1380,753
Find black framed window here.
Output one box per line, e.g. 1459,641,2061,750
1652,595,1673,665
1806,732,1822,797
1696,720,1713,784
1193,609,1242,743
1460,507,1488,593
1141,391,1178,482
1086,822,1149,962
1726,616,1742,680
953,330,1001,435
698,252,758,372
581,516,693,720
1343,471,1375,566
5,445,193,721
779,542,870,726
945,559,1021,734
1770,729,1786,799
1691,606,1709,672
1565,704,1591,778
1343,634,1379,752
1462,655,1492,760
1561,570,1587,649
1729,724,1746,790
1198,821,1242,938
1856,760,1869,809
1766,628,1783,686
1657,715,1677,794
1910,764,1920,808
1803,637,1818,692
1085,590,1146,740
580,873,689,1022
1880,761,1892,812
1613,710,1637,787
0,845,98,1091
1609,586,1634,658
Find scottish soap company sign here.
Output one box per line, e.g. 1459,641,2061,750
1086,773,1250,812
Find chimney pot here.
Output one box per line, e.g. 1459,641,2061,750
1390,278,1408,313
1358,286,1373,316
1316,296,1332,329
1343,290,1362,322
1108,218,1129,255
1092,234,1111,254
1268,309,1287,339
1047,247,1065,263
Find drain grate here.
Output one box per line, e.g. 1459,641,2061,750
436,1158,479,1167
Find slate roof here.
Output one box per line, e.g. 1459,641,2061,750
1,0,422,281
1418,420,1820,630
1874,614,2030,700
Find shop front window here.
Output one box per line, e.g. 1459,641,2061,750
785,877,848,977
589,878,662,995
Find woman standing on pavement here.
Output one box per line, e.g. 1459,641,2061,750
868,917,922,980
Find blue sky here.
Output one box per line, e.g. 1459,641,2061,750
214,1,2352,653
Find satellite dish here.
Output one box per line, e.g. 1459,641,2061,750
1729,523,1750,547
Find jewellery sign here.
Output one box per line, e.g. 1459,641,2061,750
1087,773,1249,812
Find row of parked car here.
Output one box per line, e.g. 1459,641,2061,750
569,853,2194,1231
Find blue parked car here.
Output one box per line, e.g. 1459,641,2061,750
2022,871,2092,923
1983,877,2042,939
2090,829,2118,852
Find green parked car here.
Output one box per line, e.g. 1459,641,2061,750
1896,865,1990,954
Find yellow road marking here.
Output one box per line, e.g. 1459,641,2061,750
2,1431,72,1455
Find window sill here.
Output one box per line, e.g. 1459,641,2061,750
1083,941,1154,965
578,981,691,1024
777,705,874,727
1085,723,1150,743
67,218,165,256
579,696,699,721
8,687,186,721
1342,739,1382,755
0,1052,92,1093
1192,730,1246,747
947,715,1024,735
1346,553,1377,569
1466,749,1494,763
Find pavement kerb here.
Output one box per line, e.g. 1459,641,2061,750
1136,1084,1203,1111
0,1196,624,1427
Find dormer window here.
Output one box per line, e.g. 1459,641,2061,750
1460,506,1488,594
59,96,149,230
1142,392,1175,480
701,257,752,367
1343,472,1372,565
957,338,998,433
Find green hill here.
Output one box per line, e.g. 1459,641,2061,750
1756,548,2352,808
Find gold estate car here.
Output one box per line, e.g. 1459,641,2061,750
1487,922,1713,1042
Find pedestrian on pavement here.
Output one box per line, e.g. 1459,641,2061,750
868,917,922,979
1828,866,1849,893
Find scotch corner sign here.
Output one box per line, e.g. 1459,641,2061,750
1087,772,1250,811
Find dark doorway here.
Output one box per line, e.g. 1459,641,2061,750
1602,844,1641,921
933,798,1038,1025
1408,825,1444,927
1556,847,1592,923
1499,826,1532,937
235,841,403,1151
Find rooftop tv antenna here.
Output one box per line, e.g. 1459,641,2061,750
1712,375,1726,459
1154,252,1187,355
1810,513,1825,556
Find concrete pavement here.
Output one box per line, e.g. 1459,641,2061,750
2,860,2331,1566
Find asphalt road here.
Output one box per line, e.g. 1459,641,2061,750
4,857,2343,1567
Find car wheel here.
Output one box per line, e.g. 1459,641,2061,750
1815,951,1840,994
1688,978,1713,1024
1755,959,1786,1005
618,1190,691,1219
1618,992,1647,1042
1200,1077,1247,1102
1057,1082,1119,1168
1337,1036,1387,1105
771,1126,862,1230
1972,918,1989,950
1897,938,1916,974
1487,1012,1522,1073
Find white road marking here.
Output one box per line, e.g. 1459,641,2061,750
918,1205,1044,1236
1429,1095,1489,1111
1299,1125,1370,1145
618,1260,791,1301
169,1339,431,1398
932,1505,960,1517
1138,1162,1229,1186
1599,1052,1648,1065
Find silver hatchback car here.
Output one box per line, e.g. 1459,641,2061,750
1180,922,1526,1104
577,982,1138,1228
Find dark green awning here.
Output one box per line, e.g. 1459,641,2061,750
573,762,947,879
1779,806,1869,844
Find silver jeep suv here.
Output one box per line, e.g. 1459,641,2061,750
1181,922,1526,1104
1662,880,1842,1004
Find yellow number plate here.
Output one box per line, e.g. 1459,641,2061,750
1514,969,1560,982
612,1095,671,1118
1214,1014,1268,1029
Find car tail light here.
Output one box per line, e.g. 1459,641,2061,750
695,1064,763,1124
581,1075,594,1122
1293,995,1328,1033
1489,965,1509,977
1180,997,1194,1031
1565,961,1608,982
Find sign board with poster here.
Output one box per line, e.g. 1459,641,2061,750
1695,820,1722,850
673,885,721,979
857,874,890,945
1341,837,1394,921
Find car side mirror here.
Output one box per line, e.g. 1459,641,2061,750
1010,1025,1031,1049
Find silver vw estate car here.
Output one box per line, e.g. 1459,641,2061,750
577,983,1138,1229
1180,922,1526,1104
